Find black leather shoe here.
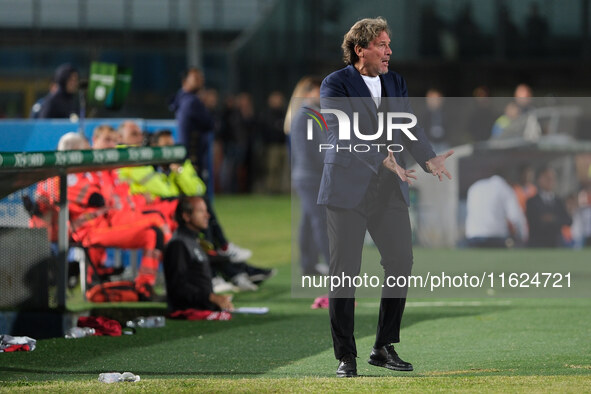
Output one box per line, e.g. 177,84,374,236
336,354,358,377
368,344,413,371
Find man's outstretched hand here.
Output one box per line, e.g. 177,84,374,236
383,150,417,185
425,150,454,181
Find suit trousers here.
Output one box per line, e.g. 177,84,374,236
326,169,413,360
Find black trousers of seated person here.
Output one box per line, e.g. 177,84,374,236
208,254,260,279
203,197,228,249
327,172,413,360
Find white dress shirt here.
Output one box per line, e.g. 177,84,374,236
361,75,381,107
465,175,528,241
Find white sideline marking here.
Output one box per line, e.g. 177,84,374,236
357,300,513,308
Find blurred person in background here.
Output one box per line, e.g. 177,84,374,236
27,132,90,245
420,88,449,152
169,68,215,184
562,193,578,248
465,172,528,247
491,101,521,138
288,76,329,276
121,125,207,203
199,88,224,193
514,83,534,113
491,83,535,138
465,85,497,143
30,82,57,119
218,94,236,192
259,91,288,194
38,63,79,119
199,88,220,115
220,92,257,193
512,164,537,212
117,120,147,146
573,180,591,247
526,167,572,247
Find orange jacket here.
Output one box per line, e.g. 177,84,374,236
31,177,61,242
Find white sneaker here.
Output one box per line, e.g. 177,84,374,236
212,276,237,293
231,273,258,291
218,242,253,263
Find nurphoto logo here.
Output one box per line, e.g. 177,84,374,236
305,107,418,153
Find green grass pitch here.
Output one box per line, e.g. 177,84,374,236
0,195,590,392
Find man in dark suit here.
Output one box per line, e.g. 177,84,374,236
317,17,454,377
526,167,572,247
169,68,215,182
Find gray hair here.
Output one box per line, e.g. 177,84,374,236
341,17,391,65
57,132,88,151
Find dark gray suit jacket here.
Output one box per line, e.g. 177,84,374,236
317,65,436,208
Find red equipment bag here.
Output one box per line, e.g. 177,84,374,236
85,280,139,302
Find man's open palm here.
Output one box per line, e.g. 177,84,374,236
426,150,454,181
383,151,417,185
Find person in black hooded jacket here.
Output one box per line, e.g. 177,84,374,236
38,63,79,119
168,68,214,181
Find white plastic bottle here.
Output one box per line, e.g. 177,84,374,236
98,372,140,383
64,327,95,339
126,316,165,328
144,316,165,328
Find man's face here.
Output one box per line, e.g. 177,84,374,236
538,169,556,192
356,31,392,77
522,167,534,184
121,122,144,146
514,84,532,108
66,72,79,94
184,198,210,231
93,130,119,149
426,89,443,110
184,70,204,92
200,89,218,109
268,92,285,109
156,135,175,147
